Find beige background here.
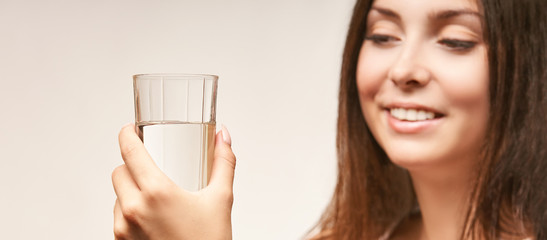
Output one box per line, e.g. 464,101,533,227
0,0,354,239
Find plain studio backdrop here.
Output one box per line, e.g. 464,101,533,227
0,0,354,239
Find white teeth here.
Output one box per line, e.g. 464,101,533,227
406,109,417,121
417,110,427,121
390,108,436,121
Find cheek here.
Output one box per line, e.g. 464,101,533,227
433,48,490,149
356,44,393,102
434,49,489,114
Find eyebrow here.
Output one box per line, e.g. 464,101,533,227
432,9,482,19
370,7,400,19
370,6,482,20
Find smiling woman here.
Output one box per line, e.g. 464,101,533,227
357,0,491,238
310,0,546,239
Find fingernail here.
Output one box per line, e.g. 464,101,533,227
221,125,232,146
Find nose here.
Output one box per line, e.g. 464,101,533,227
388,45,432,90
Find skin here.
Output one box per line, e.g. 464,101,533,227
356,0,489,239
112,124,235,240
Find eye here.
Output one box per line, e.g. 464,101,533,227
364,34,399,45
438,39,477,51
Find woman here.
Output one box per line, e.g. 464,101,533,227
112,0,546,239
310,0,546,239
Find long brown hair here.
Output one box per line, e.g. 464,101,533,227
311,0,546,239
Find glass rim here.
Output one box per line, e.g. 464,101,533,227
133,73,218,80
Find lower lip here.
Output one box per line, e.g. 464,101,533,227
386,111,443,134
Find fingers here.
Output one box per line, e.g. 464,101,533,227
209,126,236,194
113,199,129,240
118,123,163,190
112,164,140,204
113,199,147,240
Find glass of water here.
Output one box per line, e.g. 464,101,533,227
133,73,218,191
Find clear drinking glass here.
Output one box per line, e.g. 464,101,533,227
133,74,218,191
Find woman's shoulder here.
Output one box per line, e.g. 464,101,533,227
308,216,422,240
307,213,422,240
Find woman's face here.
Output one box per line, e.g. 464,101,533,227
357,0,489,169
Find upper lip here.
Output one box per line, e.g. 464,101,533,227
384,102,446,116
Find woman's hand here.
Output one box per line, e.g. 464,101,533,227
112,123,236,240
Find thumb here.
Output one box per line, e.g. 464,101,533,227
209,125,236,192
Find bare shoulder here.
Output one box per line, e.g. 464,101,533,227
389,212,423,240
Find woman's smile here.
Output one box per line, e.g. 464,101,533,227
383,102,445,134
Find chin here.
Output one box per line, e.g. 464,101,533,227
388,155,434,169
383,145,448,170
